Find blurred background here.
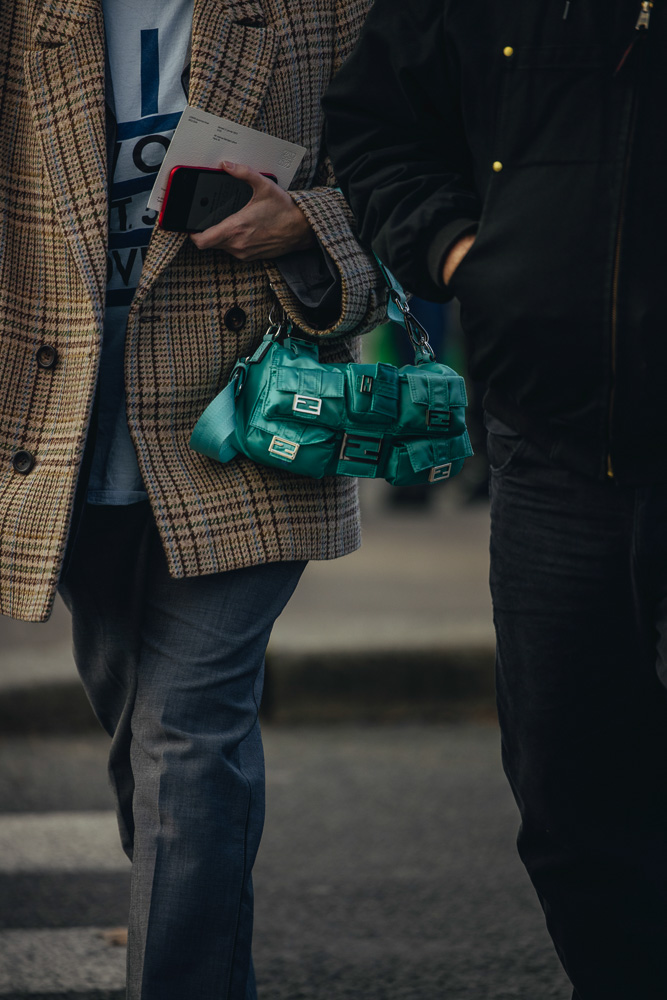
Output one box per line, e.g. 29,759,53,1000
0,305,571,999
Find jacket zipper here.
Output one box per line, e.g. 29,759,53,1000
607,3,650,477
636,1,654,30
607,99,638,478
615,2,653,75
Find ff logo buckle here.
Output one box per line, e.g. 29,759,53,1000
426,409,449,428
268,436,300,461
429,462,452,482
339,432,381,465
292,394,322,416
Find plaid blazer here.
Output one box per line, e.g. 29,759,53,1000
0,0,387,622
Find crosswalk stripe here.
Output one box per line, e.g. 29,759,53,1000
0,927,126,994
0,813,128,873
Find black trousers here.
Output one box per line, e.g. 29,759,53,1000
488,425,667,1000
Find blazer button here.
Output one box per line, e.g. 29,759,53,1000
13,450,35,474
36,345,58,369
224,306,246,331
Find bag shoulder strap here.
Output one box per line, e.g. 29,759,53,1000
373,254,435,364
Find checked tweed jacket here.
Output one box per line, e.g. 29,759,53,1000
0,0,387,622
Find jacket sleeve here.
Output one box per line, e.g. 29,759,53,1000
264,0,389,338
322,0,480,302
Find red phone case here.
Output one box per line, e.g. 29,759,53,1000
157,165,277,230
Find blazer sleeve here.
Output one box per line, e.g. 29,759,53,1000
322,0,481,302
264,0,389,338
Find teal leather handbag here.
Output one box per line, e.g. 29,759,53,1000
190,263,473,486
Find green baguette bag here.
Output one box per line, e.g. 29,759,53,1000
189,260,473,485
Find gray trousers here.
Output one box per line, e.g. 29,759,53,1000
59,501,306,1000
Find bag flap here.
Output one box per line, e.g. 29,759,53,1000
406,431,474,472
248,410,335,445
273,365,345,398
348,363,398,420
405,368,468,410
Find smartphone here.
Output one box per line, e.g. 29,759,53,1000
158,165,254,233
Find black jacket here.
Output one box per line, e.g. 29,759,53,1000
323,0,667,484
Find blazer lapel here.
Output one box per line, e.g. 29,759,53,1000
135,0,280,304
24,1,108,328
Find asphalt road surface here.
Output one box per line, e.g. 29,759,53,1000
0,723,571,1000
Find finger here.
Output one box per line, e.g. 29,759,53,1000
190,216,238,250
190,231,210,250
190,192,252,250
190,229,260,260
219,160,273,193
190,164,267,251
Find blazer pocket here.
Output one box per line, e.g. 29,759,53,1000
227,0,267,26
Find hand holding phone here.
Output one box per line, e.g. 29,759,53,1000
158,166,256,232
186,161,317,261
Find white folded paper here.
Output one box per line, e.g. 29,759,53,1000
148,106,307,211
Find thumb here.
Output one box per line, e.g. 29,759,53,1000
220,160,266,191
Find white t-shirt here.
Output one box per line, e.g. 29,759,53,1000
88,0,339,505
88,0,193,504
